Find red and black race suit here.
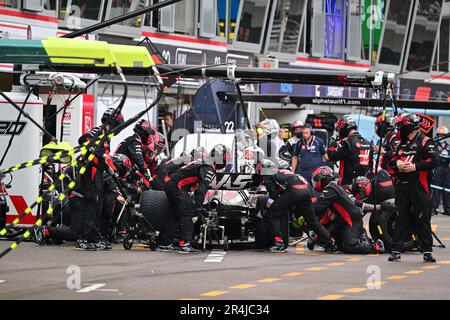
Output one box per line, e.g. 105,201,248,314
389,132,438,192
388,132,438,253
327,132,373,185
380,130,399,175
69,126,111,241
114,135,151,182
150,157,185,191
366,169,395,205
162,161,215,244
315,182,377,254
431,141,450,214
261,169,331,243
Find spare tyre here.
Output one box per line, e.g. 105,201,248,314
139,190,170,231
369,208,416,252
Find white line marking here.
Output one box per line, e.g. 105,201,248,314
204,250,227,263
0,280,5,283
77,283,106,293
96,289,120,292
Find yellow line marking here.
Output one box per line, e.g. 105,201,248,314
305,267,327,271
438,260,450,265
297,252,318,256
387,275,409,280
282,272,304,277
346,257,364,262
199,291,228,297
343,288,367,293
367,254,381,257
327,262,345,267
257,278,282,283
404,270,424,275
431,224,438,232
178,298,200,300
230,284,256,289
421,265,440,270
319,295,345,300
367,281,387,288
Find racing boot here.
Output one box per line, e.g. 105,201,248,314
178,241,200,254
374,239,385,254
158,243,177,252
75,239,97,251
307,231,317,251
267,241,287,253
423,252,437,263
92,239,112,251
388,251,401,262
324,239,338,253
33,226,47,246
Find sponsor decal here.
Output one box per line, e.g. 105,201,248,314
0,121,27,135
417,114,436,134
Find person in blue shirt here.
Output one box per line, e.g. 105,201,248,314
291,124,328,184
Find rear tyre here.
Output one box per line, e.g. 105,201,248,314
369,209,416,252
139,190,170,231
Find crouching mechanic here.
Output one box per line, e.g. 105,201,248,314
311,166,384,254
258,159,335,253
161,144,232,254
150,147,208,191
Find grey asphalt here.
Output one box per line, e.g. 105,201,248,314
1,215,450,300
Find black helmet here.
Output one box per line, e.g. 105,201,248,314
311,166,336,192
208,144,232,169
133,119,157,145
112,154,132,178
375,114,394,138
351,176,372,201
101,108,124,128
78,127,101,145
393,113,420,141
256,158,278,175
335,117,358,139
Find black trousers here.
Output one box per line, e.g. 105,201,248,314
392,184,433,253
267,188,330,242
431,166,450,214
340,220,377,254
69,171,104,242
163,182,197,244
99,191,116,238
68,195,102,242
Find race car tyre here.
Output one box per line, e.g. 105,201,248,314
369,209,416,252
139,190,170,231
